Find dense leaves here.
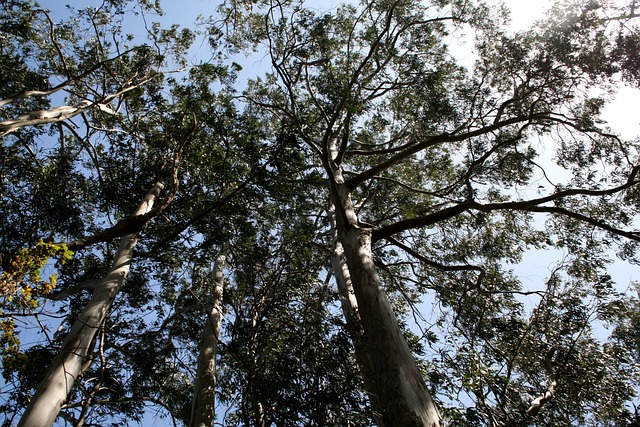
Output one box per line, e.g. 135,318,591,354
2,0,640,426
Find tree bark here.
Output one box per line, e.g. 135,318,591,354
17,181,164,427
0,100,116,138
339,226,442,427
330,214,385,426
327,129,441,427
190,255,226,427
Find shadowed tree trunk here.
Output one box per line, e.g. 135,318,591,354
331,237,385,426
327,134,442,427
190,254,226,427
337,225,441,427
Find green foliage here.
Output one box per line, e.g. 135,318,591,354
0,240,73,302
0,240,73,384
4,0,640,426
218,215,373,426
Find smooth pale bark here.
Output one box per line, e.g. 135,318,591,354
190,255,226,427
17,182,164,427
339,226,441,427
331,238,385,427
527,379,558,415
527,349,558,416
330,201,384,425
0,101,116,138
327,130,441,427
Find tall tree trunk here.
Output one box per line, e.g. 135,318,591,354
190,255,226,427
330,212,385,426
327,130,441,427
17,182,164,427
338,225,441,427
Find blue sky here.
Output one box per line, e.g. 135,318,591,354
12,0,640,425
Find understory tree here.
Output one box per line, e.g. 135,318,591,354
2,0,640,426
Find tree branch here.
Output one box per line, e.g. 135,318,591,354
63,212,156,251
346,113,554,191
0,47,143,108
45,279,100,300
527,349,558,416
0,73,158,138
374,165,640,241
384,234,486,287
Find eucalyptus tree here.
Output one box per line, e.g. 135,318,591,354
233,0,640,425
0,0,244,425
17,180,172,427
190,254,226,427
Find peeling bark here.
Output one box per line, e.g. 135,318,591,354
17,182,164,427
190,255,226,427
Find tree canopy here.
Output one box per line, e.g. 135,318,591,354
2,0,640,426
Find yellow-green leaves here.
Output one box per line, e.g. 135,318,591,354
1,240,73,305
0,240,74,374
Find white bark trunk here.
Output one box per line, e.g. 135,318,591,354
339,227,442,427
190,255,225,427
332,239,386,426
17,182,164,427
0,101,116,138
527,379,557,415
327,128,441,426
527,350,558,416
329,202,386,425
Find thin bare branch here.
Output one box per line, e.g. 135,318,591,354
0,47,143,108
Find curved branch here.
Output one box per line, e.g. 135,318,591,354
374,164,640,241
64,211,156,251
384,234,486,287
373,201,473,241
45,279,100,301
0,72,158,138
524,205,640,241
0,47,143,108
0,101,111,138
527,349,558,416
347,113,554,191
368,175,445,196
345,130,414,156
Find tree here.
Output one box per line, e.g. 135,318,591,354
0,1,242,424
4,0,640,426
234,0,640,425
190,255,225,427
17,180,169,427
